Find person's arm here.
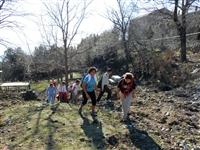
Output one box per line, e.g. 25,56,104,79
46,87,49,96
101,74,106,90
54,87,56,95
82,82,90,98
132,89,136,99
116,80,122,99
132,81,136,99
116,87,120,99
95,84,98,96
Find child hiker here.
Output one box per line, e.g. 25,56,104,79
46,82,57,104
68,79,80,104
57,81,68,102
116,73,136,122
78,67,98,116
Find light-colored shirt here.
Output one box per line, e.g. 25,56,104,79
57,85,67,93
71,83,79,95
102,72,109,89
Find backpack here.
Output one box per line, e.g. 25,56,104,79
120,76,135,97
97,75,103,88
80,74,88,88
68,84,75,92
80,74,98,88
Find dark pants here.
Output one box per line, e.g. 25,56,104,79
82,90,96,106
97,85,111,102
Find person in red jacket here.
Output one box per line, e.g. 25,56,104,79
52,78,56,87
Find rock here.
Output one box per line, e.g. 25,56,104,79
23,89,38,100
7,129,11,132
79,138,85,142
165,112,170,116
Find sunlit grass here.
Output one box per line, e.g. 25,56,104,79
31,80,49,93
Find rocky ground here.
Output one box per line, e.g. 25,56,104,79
0,73,200,149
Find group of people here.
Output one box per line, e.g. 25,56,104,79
46,66,136,122
78,67,136,122
46,78,80,104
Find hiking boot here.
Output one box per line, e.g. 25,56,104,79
91,111,97,116
78,107,82,114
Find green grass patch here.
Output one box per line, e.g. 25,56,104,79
31,80,49,93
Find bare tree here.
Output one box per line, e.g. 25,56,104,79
173,0,199,62
141,0,200,62
43,0,93,86
103,0,138,71
0,0,30,47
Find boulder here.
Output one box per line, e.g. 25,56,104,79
23,89,38,100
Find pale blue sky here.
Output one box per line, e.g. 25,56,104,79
0,0,156,56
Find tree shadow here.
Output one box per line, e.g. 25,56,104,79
45,102,60,150
124,121,161,150
79,113,106,149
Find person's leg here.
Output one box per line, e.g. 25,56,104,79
104,85,111,100
48,95,50,104
123,93,132,120
71,93,75,103
79,90,88,113
74,95,78,104
120,92,126,120
59,92,62,102
96,89,104,102
63,93,67,102
49,95,52,104
88,91,96,115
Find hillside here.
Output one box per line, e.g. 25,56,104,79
0,70,200,150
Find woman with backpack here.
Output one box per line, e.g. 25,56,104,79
116,72,136,122
78,67,98,116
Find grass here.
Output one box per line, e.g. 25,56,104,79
31,80,49,93
0,99,135,150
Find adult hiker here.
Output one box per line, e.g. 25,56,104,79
68,79,80,104
116,72,136,122
97,68,112,103
51,78,57,87
57,81,68,102
46,82,56,104
78,67,98,116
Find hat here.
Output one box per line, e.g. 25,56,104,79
107,68,112,72
125,74,132,80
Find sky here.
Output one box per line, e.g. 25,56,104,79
0,0,159,57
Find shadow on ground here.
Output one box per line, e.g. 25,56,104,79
80,113,106,149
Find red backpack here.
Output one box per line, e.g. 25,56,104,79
120,76,134,98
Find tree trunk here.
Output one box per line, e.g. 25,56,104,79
123,33,129,71
64,39,69,86
180,2,187,62
180,26,187,62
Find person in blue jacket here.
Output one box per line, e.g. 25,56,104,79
78,67,98,116
46,83,56,104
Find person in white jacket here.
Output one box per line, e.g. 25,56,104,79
57,81,67,102
68,79,80,104
97,68,112,103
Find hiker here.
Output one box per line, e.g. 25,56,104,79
46,83,56,104
78,67,98,116
52,78,56,87
57,81,68,102
116,73,136,122
68,79,80,104
97,68,112,103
